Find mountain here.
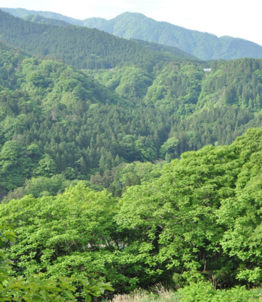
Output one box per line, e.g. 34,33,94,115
2,35,262,199
3,8,262,60
1,9,197,64
23,14,71,27
83,12,262,60
131,38,198,61
0,40,175,197
0,9,179,70
0,7,82,25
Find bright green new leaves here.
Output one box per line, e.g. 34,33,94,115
217,128,262,284
3,127,262,293
116,143,240,286
0,183,117,281
1,275,77,302
0,274,112,302
176,282,262,302
0,225,16,286
0,195,114,301
116,128,262,287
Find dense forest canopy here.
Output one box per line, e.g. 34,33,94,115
0,9,183,70
3,7,262,60
23,14,72,27
1,128,262,300
1,10,262,299
82,12,262,60
1,37,262,200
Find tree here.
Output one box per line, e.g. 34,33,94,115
34,154,57,177
0,183,120,288
0,224,113,301
160,136,179,159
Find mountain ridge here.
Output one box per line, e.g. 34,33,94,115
23,14,71,27
83,12,262,60
0,7,82,25
0,9,188,70
2,7,262,60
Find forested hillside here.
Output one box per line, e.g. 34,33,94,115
0,9,175,70
3,8,262,60
131,38,198,61
1,128,262,300
1,36,262,201
23,14,71,27
83,12,262,60
0,7,83,25
85,58,262,155
0,42,172,199
2,6,262,301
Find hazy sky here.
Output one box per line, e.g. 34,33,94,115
1,0,262,46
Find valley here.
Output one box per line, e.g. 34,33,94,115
0,7,262,301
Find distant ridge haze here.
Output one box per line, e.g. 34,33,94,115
2,7,262,60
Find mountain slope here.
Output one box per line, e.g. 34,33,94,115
0,9,176,70
85,57,262,161
1,37,262,198
23,14,71,27
83,12,262,60
0,7,82,25
0,41,174,196
131,38,198,61
4,8,262,60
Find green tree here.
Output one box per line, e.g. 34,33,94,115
0,224,113,301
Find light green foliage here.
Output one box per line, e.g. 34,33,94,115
0,140,33,191
176,282,262,302
85,66,153,101
116,143,240,286
217,128,262,284
115,128,262,288
2,129,262,295
2,175,92,202
91,160,165,197
0,183,117,281
34,154,57,177
20,58,122,109
0,225,113,301
144,63,205,113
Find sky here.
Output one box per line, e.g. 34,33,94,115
1,0,262,46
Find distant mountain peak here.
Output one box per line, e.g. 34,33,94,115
2,7,262,60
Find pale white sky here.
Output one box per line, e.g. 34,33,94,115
1,0,261,46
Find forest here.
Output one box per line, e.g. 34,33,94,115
1,7,262,301
3,7,262,61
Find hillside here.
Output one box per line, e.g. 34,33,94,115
2,36,262,201
0,7,82,25
85,58,262,155
2,6,262,301
131,38,198,62
83,12,262,60
0,41,175,198
0,9,177,70
23,14,71,27
2,127,262,296
3,7,262,60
